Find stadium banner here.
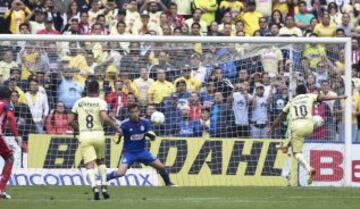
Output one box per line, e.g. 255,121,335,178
6,168,158,186
299,142,360,187
27,134,290,186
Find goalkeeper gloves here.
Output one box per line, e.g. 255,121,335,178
145,131,157,141
114,135,122,144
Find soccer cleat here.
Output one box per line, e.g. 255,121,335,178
101,185,110,199
166,183,178,187
0,192,11,199
92,187,100,200
307,168,316,185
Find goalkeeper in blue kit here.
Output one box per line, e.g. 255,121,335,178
107,103,176,186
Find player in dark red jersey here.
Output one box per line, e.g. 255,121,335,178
0,86,22,199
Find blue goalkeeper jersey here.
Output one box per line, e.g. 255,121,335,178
120,117,153,152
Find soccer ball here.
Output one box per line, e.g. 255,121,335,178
151,111,165,125
313,115,324,128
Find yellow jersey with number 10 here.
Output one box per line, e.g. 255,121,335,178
71,96,108,134
282,93,318,122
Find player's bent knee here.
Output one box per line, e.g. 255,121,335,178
85,160,96,169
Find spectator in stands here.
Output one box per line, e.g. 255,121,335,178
42,0,64,31
149,51,177,81
352,37,360,65
117,70,139,97
219,11,234,34
328,2,342,25
7,90,34,142
189,92,202,121
171,79,191,110
25,79,49,133
134,68,154,107
199,81,215,109
63,18,81,35
177,105,202,137
234,20,244,34
57,68,84,109
314,14,336,37
336,13,352,37
232,83,252,137
219,0,244,18
200,108,210,137
320,80,337,115
192,0,218,25
172,0,192,19
29,7,45,34
174,65,201,93
209,92,232,137
79,11,91,34
238,0,262,36
259,17,270,36
216,48,237,81
279,15,302,37
148,69,175,106
36,16,60,34
105,79,127,115
314,61,330,87
120,42,148,78
259,45,283,77
269,23,280,36
303,35,326,70
190,54,208,83
210,67,233,99
64,1,80,25
269,79,287,138
185,8,208,34
8,77,26,104
4,0,32,34
250,85,270,138
164,94,181,136
169,2,185,28
45,101,71,135
88,0,104,26
269,9,284,27
305,73,318,92
117,92,136,120
0,50,18,83
294,1,314,31
207,21,220,36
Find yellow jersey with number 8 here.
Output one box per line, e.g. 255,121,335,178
283,93,318,122
71,97,108,134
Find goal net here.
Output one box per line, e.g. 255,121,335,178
0,35,353,187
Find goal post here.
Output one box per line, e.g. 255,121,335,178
0,34,353,187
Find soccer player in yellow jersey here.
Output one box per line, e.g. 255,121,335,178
268,84,346,185
68,80,121,200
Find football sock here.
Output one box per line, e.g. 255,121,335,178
0,162,13,192
159,169,171,185
86,169,97,188
295,153,311,173
106,170,119,181
98,164,107,185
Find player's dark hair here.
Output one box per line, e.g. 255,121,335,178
296,84,307,95
0,85,12,99
128,103,139,111
86,80,99,94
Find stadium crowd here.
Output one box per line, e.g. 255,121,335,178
0,0,360,142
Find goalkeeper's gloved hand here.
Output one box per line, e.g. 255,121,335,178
145,131,157,141
114,135,122,144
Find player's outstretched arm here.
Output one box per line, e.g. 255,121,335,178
318,95,347,102
268,111,287,136
100,111,122,134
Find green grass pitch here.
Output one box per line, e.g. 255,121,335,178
1,186,360,209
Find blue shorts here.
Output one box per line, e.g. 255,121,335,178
120,150,157,166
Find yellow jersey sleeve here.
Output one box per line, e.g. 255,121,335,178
282,102,291,113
